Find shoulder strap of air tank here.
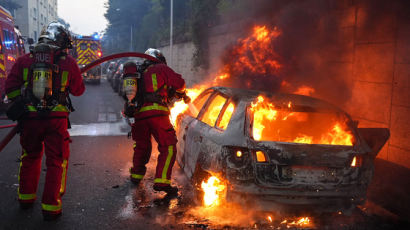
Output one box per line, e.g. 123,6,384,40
23,68,29,87
60,71,68,92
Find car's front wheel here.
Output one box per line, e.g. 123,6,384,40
191,164,211,206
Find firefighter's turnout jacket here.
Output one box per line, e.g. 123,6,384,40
5,52,84,216
131,63,185,187
134,63,185,120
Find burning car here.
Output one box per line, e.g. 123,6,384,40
175,86,389,213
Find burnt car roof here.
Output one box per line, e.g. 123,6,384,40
209,86,348,114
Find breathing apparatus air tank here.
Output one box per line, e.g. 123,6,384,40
31,43,58,103
123,75,138,102
122,62,140,103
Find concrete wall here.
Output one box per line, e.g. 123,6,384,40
160,2,410,168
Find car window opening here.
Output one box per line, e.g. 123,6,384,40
250,96,354,146
216,102,235,130
201,94,227,127
189,91,212,118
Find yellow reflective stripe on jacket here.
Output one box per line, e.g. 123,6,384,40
23,68,28,87
139,104,169,112
27,105,69,112
131,174,144,179
152,73,157,91
154,178,171,184
161,145,174,181
51,104,69,112
27,105,36,112
61,71,68,92
60,159,68,194
18,190,36,200
7,89,21,99
42,199,62,212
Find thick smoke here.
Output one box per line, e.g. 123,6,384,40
216,0,405,106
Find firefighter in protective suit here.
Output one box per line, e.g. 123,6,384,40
5,22,85,220
123,48,189,196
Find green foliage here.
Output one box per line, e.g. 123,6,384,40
102,0,220,68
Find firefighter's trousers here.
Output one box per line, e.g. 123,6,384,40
18,118,70,215
130,115,178,187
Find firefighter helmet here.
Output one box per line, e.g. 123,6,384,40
39,22,73,49
123,62,139,77
144,48,167,64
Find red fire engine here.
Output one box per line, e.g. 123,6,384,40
0,5,25,104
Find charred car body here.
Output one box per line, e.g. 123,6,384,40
176,87,389,213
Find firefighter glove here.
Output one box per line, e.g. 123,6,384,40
183,94,191,104
124,102,136,118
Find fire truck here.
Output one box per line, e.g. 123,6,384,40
0,5,26,104
72,34,102,84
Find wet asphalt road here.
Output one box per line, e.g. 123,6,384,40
0,79,409,230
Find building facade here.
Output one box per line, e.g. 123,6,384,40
13,0,58,43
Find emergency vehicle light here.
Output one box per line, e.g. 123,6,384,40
93,34,99,40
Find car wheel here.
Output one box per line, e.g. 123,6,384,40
191,164,211,205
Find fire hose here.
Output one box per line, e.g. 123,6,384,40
0,52,160,153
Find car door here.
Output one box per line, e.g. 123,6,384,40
182,93,232,178
177,90,213,177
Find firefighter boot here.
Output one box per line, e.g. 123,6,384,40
153,184,178,198
130,177,141,186
43,211,62,221
19,201,34,210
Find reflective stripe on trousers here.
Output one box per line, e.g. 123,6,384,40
42,199,62,212
154,145,174,185
18,150,37,201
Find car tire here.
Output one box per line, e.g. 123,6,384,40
191,164,211,206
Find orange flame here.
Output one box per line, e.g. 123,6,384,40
214,26,282,85
251,96,354,145
294,85,315,96
170,85,208,126
201,176,226,207
250,96,278,140
281,217,312,228
293,134,314,144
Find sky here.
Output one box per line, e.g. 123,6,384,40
58,0,108,35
